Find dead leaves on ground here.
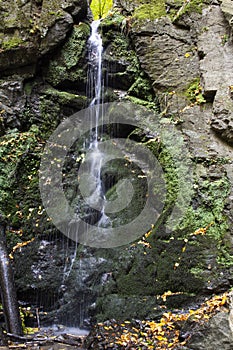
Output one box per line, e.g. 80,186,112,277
88,292,229,349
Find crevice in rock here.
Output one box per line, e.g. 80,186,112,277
203,89,217,103
198,49,206,60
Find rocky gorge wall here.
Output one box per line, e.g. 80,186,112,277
0,0,233,348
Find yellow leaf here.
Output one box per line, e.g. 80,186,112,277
156,335,166,341
189,309,196,315
185,52,191,58
219,295,228,306
104,326,112,330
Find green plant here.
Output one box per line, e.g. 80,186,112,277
185,78,206,105
90,0,113,20
221,34,229,45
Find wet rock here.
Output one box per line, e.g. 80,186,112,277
61,0,88,22
13,237,114,327
212,89,233,144
39,12,73,55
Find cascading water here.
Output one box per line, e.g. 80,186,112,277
54,20,110,329
24,20,110,333
84,19,111,229
23,16,156,334
88,20,103,115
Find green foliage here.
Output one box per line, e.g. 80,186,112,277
185,78,206,104
0,126,47,247
90,0,113,20
0,129,38,214
100,11,125,28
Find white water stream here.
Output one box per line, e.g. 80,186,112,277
57,20,110,329
85,20,111,229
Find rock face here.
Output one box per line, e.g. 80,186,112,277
0,0,233,348
129,0,233,233
0,0,88,72
187,293,233,350
186,311,233,350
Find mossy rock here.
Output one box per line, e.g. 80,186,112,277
95,294,163,321
43,87,87,109
44,23,90,88
133,0,166,21
0,0,88,71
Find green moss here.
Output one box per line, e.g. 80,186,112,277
45,23,90,86
100,12,125,29
40,0,65,28
133,0,166,21
126,96,159,111
128,75,155,102
104,32,137,63
175,172,232,270
44,87,87,108
0,127,45,245
1,36,23,50
179,176,229,234
182,0,203,14
38,95,61,137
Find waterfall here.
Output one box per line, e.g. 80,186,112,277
54,20,110,330
30,20,115,332
87,19,103,153
84,20,111,229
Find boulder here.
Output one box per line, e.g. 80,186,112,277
0,0,88,72
187,311,233,350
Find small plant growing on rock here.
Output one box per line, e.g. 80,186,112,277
185,78,206,105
